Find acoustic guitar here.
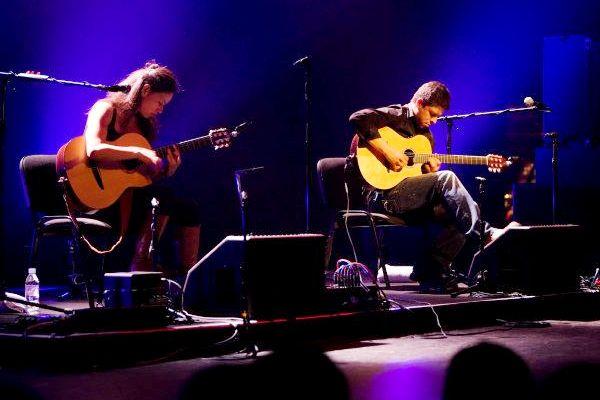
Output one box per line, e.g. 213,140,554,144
57,128,235,210
356,126,511,190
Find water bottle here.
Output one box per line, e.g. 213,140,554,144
24,268,40,314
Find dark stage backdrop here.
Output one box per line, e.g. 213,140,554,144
1,0,599,284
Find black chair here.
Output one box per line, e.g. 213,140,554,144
316,157,408,288
19,155,113,307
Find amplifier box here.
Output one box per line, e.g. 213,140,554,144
469,224,587,294
103,271,164,308
183,234,327,320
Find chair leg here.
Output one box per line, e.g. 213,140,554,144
325,219,338,270
367,217,391,288
369,214,391,289
73,229,107,309
97,254,105,294
57,232,83,301
64,228,100,308
365,192,391,288
29,227,42,271
378,228,391,289
67,237,78,283
79,235,95,309
79,248,106,309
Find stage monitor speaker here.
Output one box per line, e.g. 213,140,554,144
469,224,586,294
104,272,164,308
182,234,327,320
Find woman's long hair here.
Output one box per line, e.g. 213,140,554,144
105,61,178,141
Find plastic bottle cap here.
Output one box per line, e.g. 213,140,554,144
28,268,36,274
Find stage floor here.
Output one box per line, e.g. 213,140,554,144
4,319,600,400
2,284,599,359
2,283,600,399
11,281,536,309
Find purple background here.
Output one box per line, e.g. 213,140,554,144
1,0,599,283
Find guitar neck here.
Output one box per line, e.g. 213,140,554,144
155,135,212,157
413,153,488,165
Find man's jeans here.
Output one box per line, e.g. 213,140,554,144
376,170,493,281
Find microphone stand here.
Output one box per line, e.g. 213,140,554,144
439,103,556,224
0,70,129,315
148,198,160,270
0,71,130,93
292,57,312,232
235,166,264,356
0,76,7,302
450,177,490,298
545,132,559,224
0,74,11,312
438,105,546,155
444,119,454,156
437,102,549,298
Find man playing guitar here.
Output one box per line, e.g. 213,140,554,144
348,81,512,293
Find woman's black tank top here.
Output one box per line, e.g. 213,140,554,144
106,109,120,141
106,108,152,142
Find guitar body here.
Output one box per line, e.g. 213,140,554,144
56,124,238,211
57,133,153,210
356,127,432,190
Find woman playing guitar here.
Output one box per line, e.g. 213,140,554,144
82,61,200,276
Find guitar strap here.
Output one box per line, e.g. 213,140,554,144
61,179,131,255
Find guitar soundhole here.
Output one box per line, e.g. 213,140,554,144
404,149,415,166
122,159,141,171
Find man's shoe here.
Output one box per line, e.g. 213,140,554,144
409,271,421,282
418,273,459,294
484,221,522,249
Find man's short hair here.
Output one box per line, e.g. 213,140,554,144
411,81,450,110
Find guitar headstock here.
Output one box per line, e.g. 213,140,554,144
209,128,232,150
486,154,511,173
208,122,250,150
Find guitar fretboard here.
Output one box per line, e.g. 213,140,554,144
412,153,488,165
155,135,212,158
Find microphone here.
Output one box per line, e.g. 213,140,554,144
524,96,551,111
16,72,50,80
235,166,265,176
234,166,264,203
230,121,253,137
292,56,310,67
105,84,131,93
